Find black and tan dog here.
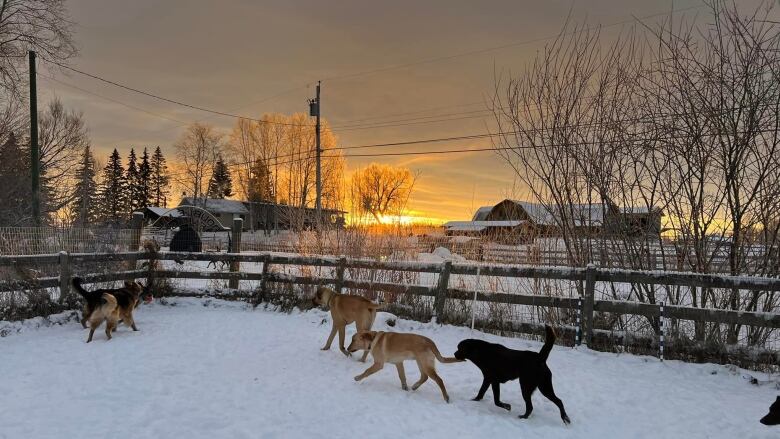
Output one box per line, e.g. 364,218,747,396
454,326,570,424
73,277,144,342
347,331,463,402
313,286,381,361
761,396,780,426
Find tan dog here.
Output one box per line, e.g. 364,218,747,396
313,286,381,361
347,331,462,402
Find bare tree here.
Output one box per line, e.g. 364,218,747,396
493,1,780,348
492,22,645,267
174,122,223,205
349,163,418,224
227,113,344,211
38,98,89,215
0,0,77,97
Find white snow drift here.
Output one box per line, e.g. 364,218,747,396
0,298,777,439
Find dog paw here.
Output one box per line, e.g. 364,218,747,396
501,403,511,411
402,385,409,391
354,376,361,382
320,347,329,351
471,397,482,402
518,414,530,419
562,416,571,425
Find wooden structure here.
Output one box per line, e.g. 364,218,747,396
445,199,663,243
1,248,778,366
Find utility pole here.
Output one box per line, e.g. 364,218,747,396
310,81,322,228
29,50,40,226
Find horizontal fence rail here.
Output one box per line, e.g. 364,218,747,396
1,250,779,365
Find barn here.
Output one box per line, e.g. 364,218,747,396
444,199,661,243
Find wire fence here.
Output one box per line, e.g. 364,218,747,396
0,227,137,255
2,249,777,371
1,226,776,275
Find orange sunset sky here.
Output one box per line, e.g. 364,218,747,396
36,0,708,223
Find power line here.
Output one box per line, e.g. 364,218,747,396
38,4,704,136
39,57,315,128
37,72,190,125
171,103,780,175
135,119,780,184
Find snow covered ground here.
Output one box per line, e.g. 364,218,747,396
1,298,777,439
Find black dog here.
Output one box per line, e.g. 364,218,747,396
761,396,780,426
454,326,570,424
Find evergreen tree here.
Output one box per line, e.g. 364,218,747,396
247,157,274,202
126,148,141,214
137,148,152,209
207,156,233,199
0,133,32,225
150,146,170,207
70,145,98,226
97,149,128,224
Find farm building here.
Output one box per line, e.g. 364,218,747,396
243,201,345,232
444,199,661,243
161,197,346,232
179,197,249,229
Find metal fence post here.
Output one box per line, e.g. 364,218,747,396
583,264,596,346
470,267,481,330
58,251,70,304
659,301,665,362
335,256,346,294
575,296,583,346
433,261,452,323
229,218,243,290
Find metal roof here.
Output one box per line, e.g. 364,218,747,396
444,220,524,232
179,197,250,215
471,206,493,221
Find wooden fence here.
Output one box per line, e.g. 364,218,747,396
2,248,779,349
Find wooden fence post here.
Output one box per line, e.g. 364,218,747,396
130,211,144,250
256,254,270,305
229,217,243,290
335,256,346,294
58,251,70,304
129,211,145,271
433,261,452,322
583,264,596,346
146,245,158,295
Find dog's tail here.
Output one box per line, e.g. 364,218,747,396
539,325,556,362
430,342,463,363
101,293,117,309
72,277,100,301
